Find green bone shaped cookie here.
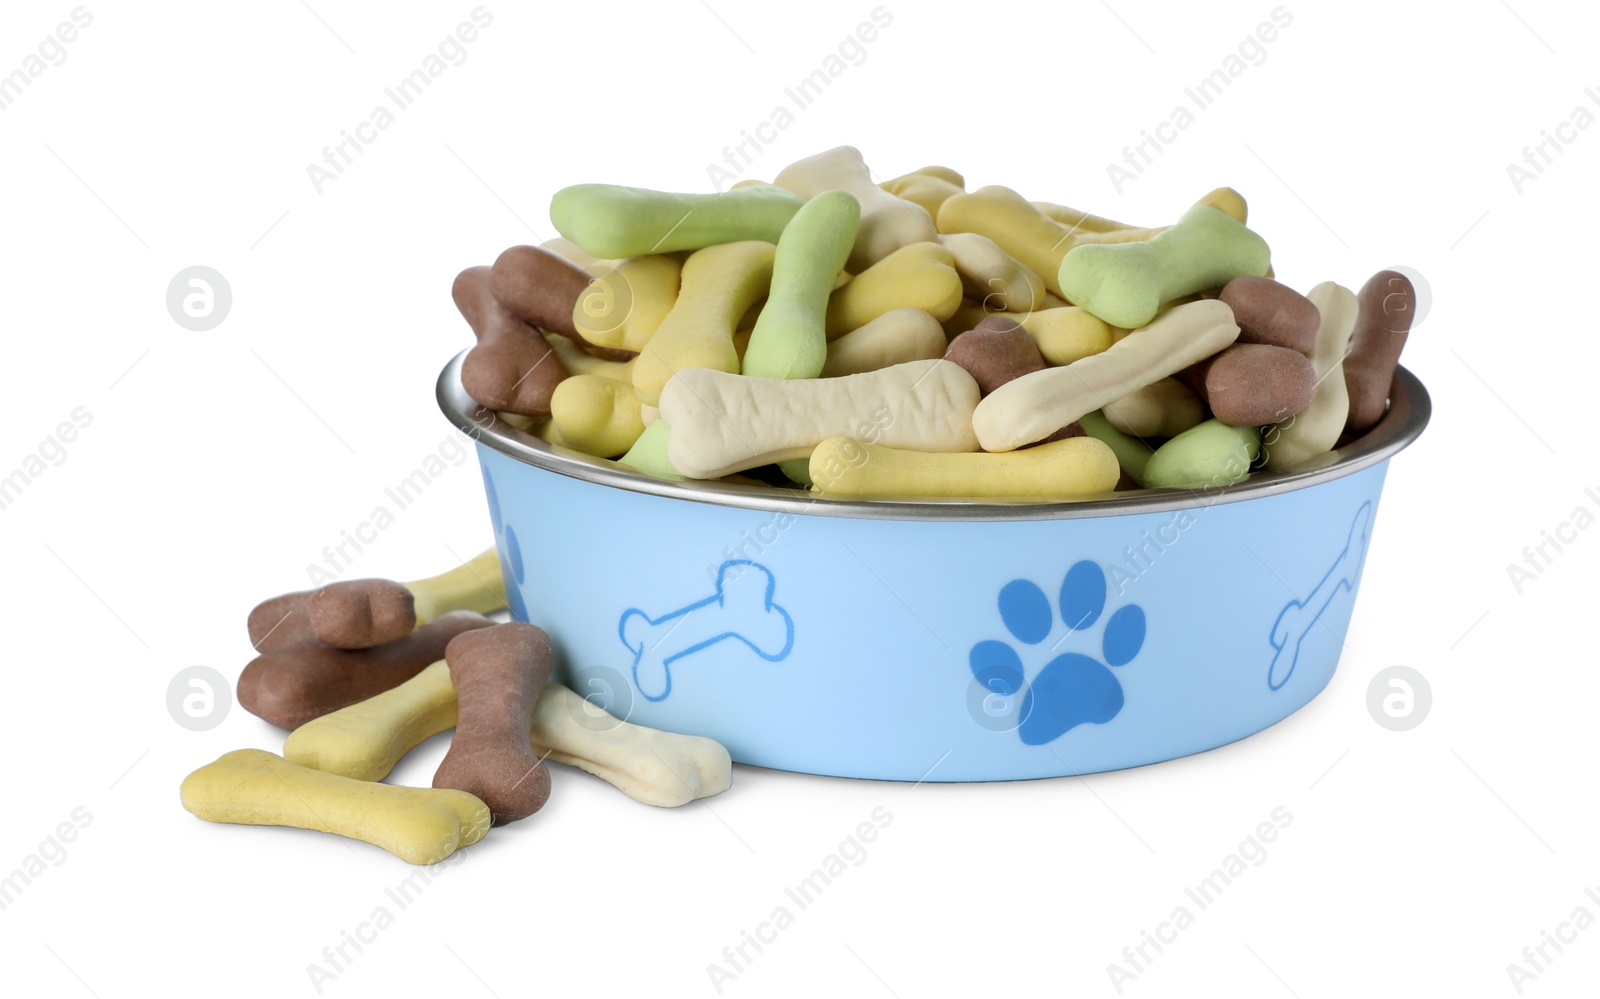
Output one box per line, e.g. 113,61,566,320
1141,419,1261,490
743,190,861,380
618,420,684,481
1077,409,1156,484
550,184,804,259
1057,206,1271,329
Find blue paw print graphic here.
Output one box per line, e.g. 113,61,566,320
969,561,1146,745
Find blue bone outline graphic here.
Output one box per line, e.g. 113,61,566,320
618,559,795,702
1267,501,1374,691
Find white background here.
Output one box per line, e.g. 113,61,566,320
1,1,1595,996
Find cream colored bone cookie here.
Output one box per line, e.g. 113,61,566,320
531,684,732,807
1264,281,1357,469
660,359,981,479
940,232,1047,314
973,299,1240,451
773,145,937,272
180,748,489,865
821,308,946,377
1103,378,1205,438
283,664,731,807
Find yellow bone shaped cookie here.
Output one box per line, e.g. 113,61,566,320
1030,187,1246,236
284,661,457,782
632,241,776,407
824,241,963,336
180,748,489,865
550,374,647,458
937,186,1086,298
573,254,683,354
1016,307,1120,366
542,332,635,382
811,435,1120,500
881,166,966,217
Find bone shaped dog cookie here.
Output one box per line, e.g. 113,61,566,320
659,358,981,479
180,748,490,865
973,299,1240,452
238,611,494,730
531,684,732,807
1263,281,1358,470
247,548,500,653
432,623,555,825
301,547,506,650
772,145,937,273
284,663,732,806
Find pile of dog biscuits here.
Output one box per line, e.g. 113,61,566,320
450,145,1414,500
181,551,733,864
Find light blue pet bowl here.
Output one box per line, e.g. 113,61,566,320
438,354,1430,782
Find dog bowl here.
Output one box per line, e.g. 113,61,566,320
437,353,1430,781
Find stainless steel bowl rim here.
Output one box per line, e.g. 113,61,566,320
436,351,1431,522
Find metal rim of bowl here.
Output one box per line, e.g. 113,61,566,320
436,350,1431,522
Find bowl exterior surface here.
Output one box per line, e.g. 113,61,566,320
475,445,1390,781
